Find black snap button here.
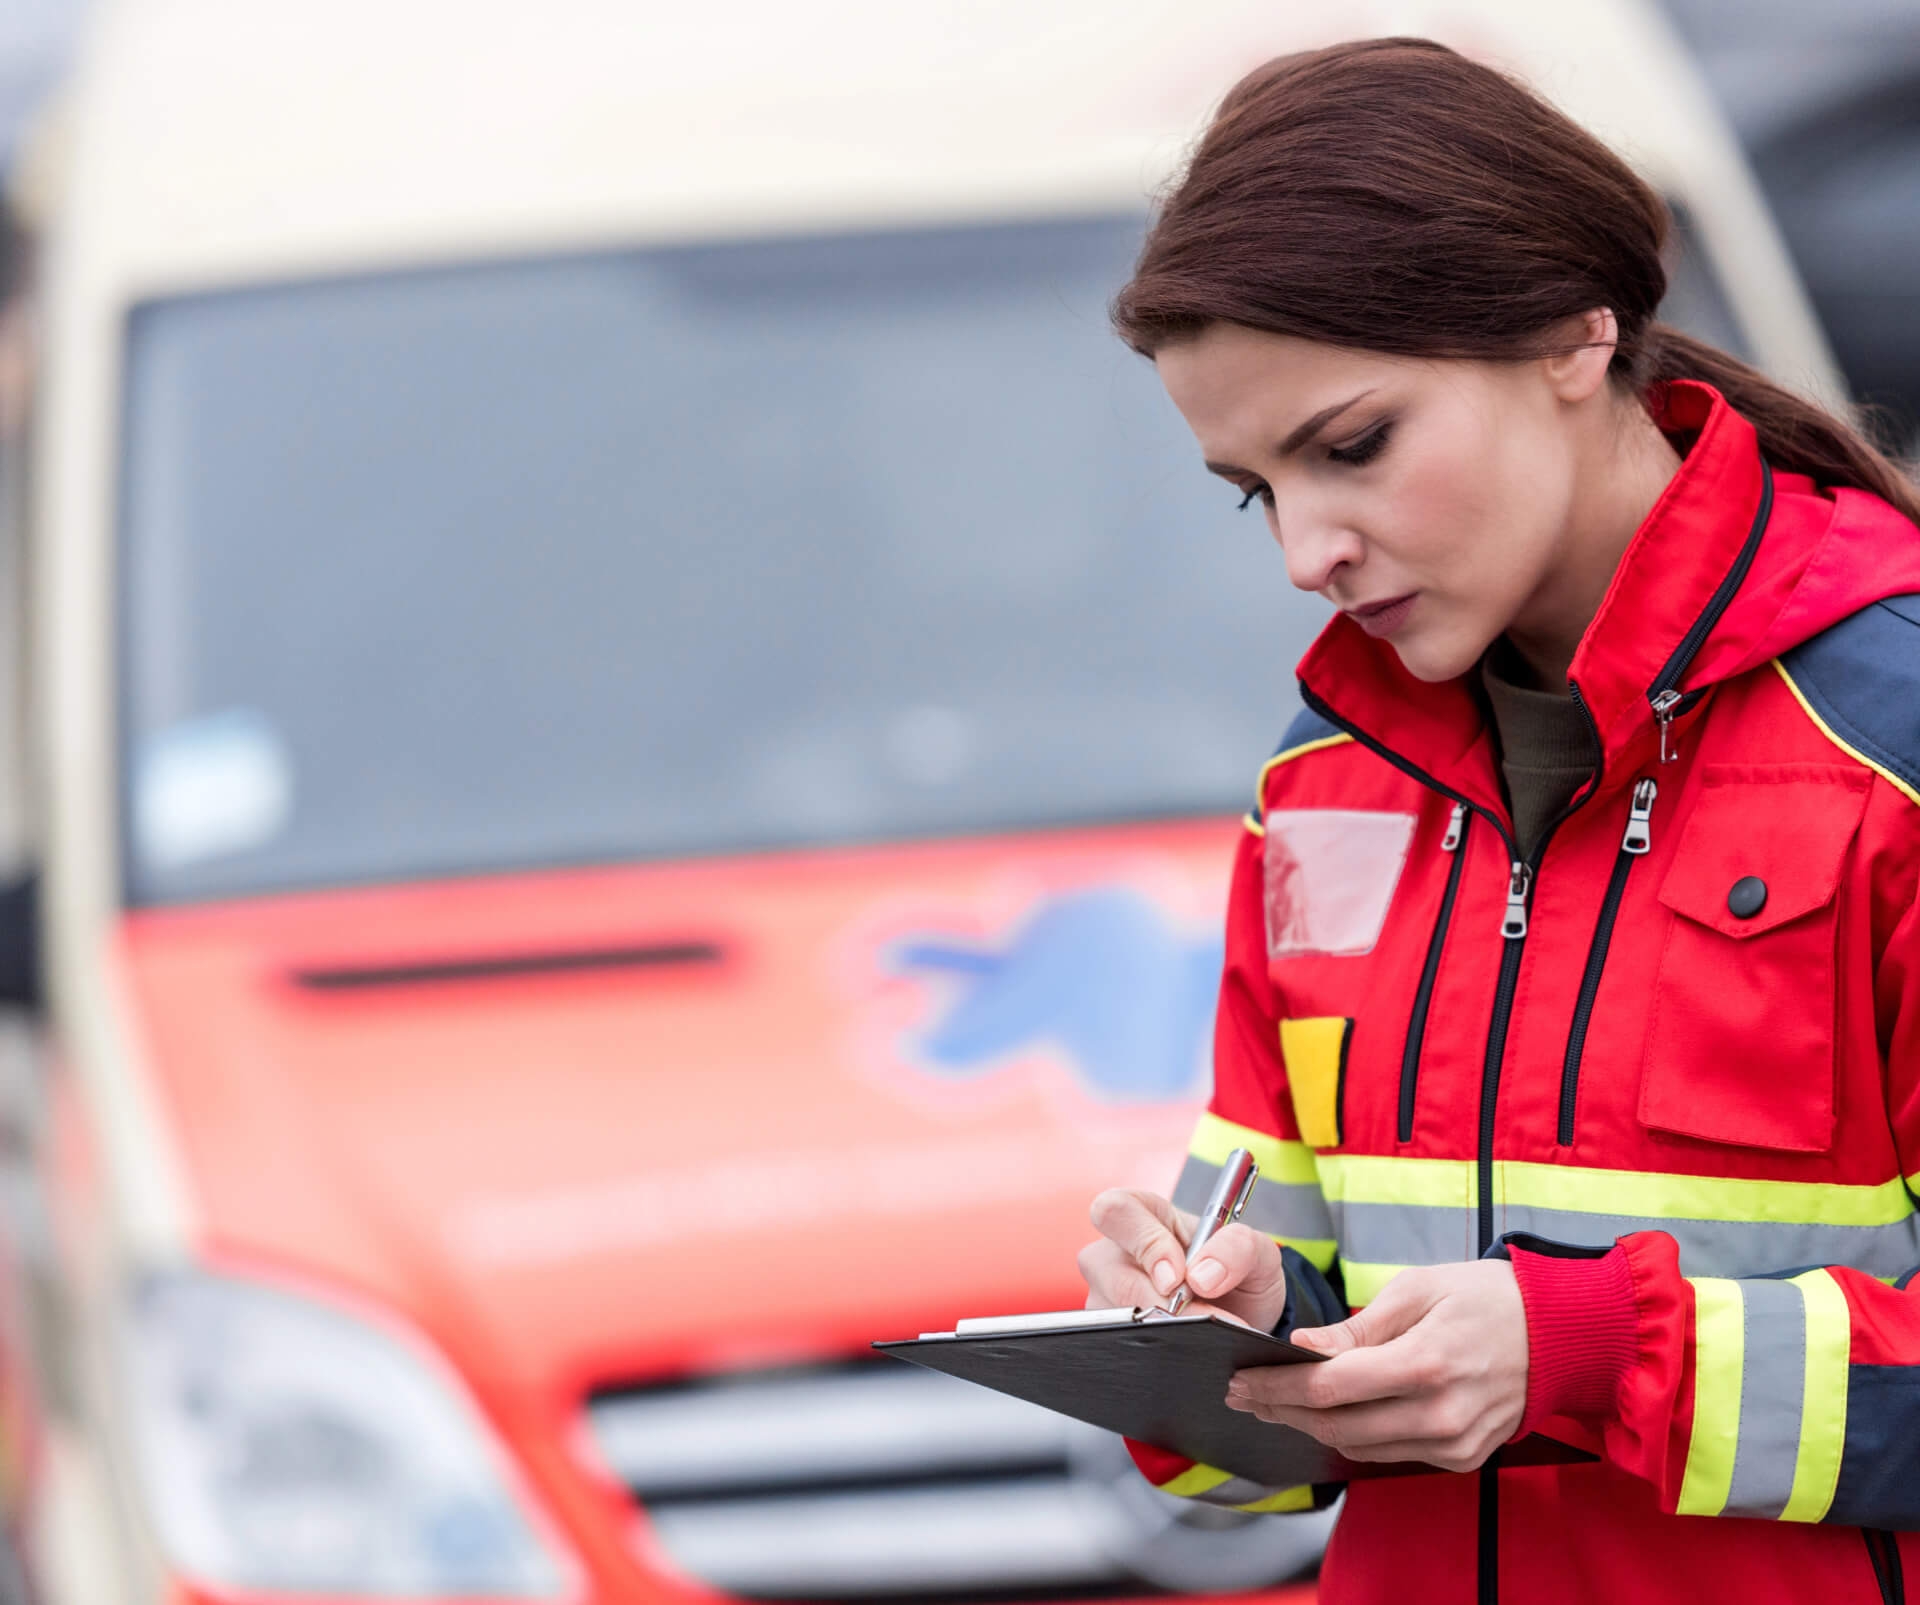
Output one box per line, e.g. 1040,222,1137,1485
1727,876,1768,919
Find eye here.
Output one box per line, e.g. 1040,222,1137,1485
1327,421,1391,467
1236,484,1272,512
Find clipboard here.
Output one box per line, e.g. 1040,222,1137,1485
875,1307,1593,1487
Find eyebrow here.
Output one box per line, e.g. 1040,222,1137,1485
1204,389,1379,479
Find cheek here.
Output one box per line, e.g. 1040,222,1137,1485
1382,444,1514,599
1405,417,1566,582
1376,434,1549,679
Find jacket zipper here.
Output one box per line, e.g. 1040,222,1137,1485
1556,778,1657,1145
1399,804,1469,1142
1864,1528,1906,1604
1645,460,1775,763
1299,681,1577,1255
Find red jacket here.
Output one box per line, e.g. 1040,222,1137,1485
1131,381,1920,1603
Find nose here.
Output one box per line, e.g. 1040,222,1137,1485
1273,495,1365,596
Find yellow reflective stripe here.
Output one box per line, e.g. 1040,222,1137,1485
1772,658,1920,810
1339,1262,1408,1307
1246,733,1356,834
1285,1238,1339,1272
1236,1485,1316,1513
1157,1462,1234,1498
1310,1148,1909,1228
1318,1152,1477,1209
1500,1159,1912,1229
1677,1279,1745,1516
1781,1269,1851,1522
1188,1112,1321,1187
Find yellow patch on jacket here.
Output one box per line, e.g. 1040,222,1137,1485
1279,1016,1353,1149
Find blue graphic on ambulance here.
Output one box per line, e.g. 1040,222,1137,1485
891,887,1222,1102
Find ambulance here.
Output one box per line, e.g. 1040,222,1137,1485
0,0,1839,1600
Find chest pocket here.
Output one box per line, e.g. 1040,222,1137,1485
1639,764,1870,1152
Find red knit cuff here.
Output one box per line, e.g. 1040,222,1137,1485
1508,1242,1639,1438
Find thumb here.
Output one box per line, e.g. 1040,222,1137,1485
1289,1271,1436,1354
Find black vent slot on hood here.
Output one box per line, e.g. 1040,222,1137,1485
289,940,725,991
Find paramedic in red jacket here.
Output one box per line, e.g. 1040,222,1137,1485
1077,37,1920,1605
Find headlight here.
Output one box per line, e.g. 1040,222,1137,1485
121,1269,571,1598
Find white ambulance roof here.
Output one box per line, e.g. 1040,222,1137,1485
47,0,1837,392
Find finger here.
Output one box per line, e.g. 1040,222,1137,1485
1076,1237,1165,1310
1240,1406,1496,1475
1334,1440,1492,1473
1089,1189,1196,1301
1284,1429,1488,1472
1288,1268,1442,1356
1227,1387,1468,1452
1183,1222,1286,1303
1078,1240,1244,1318
1229,1328,1438,1410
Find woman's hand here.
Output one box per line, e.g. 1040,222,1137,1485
1223,1260,1529,1473
1077,1188,1291,1333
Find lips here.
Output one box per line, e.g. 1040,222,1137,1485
1344,593,1417,638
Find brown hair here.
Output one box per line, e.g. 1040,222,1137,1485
1112,37,1920,522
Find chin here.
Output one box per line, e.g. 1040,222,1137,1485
1387,630,1486,685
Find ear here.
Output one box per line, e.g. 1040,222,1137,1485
1542,308,1618,404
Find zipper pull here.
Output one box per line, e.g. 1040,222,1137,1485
1441,802,1466,853
1651,689,1683,764
1501,861,1532,939
1622,778,1658,855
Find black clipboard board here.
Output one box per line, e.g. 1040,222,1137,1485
875,1311,1592,1487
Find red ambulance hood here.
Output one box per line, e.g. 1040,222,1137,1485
117,821,1236,1403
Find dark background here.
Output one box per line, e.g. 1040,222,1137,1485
1661,0,1920,451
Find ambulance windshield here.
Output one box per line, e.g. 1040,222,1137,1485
117,216,1336,902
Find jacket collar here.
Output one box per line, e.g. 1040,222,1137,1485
1293,381,1777,837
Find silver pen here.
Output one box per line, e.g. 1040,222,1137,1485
1163,1146,1259,1316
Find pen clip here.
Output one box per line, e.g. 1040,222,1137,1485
1227,1159,1258,1221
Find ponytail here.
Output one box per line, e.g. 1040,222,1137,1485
1630,323,1920,523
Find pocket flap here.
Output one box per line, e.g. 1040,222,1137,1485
1657,765,1870,937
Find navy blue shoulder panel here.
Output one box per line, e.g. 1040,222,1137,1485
1277,700,1341,755
1778,595,1920,798
1249,701,1344,826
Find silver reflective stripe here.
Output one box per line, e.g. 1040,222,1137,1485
1296,1195,1920,1280
1500,1204,1920,1281
1328,1199,1476,1268
1174,1156,1334,1244
1724,1279,1807,1519
1186,1142,1920,1283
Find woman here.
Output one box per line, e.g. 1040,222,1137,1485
1076,37,1920,1605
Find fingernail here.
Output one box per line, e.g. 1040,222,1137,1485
1188,1258,1224,1294
1150,1259,1180,1296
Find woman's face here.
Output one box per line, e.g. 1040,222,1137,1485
1154,324,1589,684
